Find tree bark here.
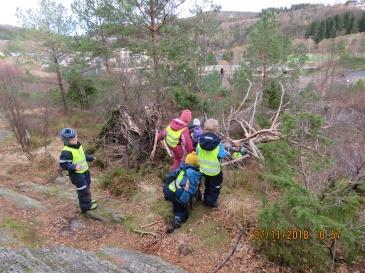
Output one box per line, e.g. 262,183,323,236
55,64,68,112
52,51,68,112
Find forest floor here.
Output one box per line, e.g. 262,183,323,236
0,116,363,273
0,116,296,273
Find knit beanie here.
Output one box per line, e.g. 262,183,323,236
193,118,201,126
180,109,192,124
60,128,77,143
185,152,198,166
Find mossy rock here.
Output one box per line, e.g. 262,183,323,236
0,218,41,247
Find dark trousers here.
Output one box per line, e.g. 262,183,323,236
163,186,189,222
70,171,92,213
203,171,223,206
172,200,189,222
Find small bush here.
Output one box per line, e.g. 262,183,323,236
202,72,225,95
67,70,98,109
256,113,271,128
101,167,138,196
170,85,208,112
257,141,364,272
262,80,282,109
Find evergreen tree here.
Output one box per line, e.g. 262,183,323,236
325,17,336,38
334,14,343,32
16,0,75,112
72,0,128,73
358,12,365,32
245,12,291,86
343,12,357,34
317,21,326,43
305,22,316,38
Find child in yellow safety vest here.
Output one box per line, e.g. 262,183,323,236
196,119,229,207
157,109,194,171
59,128,98,213
163,152,202,233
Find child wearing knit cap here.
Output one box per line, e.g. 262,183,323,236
188,118,203,148
59,128,98,213
157,110,194,171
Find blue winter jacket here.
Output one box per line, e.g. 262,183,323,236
163,163,202,206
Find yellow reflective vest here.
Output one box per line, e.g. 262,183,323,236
62,145,89,174
197,144,220,176
168,170,185,192
165,125,184,148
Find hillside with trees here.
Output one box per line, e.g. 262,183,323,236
0,1,364,273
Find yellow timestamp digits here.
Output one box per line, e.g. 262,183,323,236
316,229,341,240
251,229,310,240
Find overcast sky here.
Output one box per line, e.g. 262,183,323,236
0,0,346,26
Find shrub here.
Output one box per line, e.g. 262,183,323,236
262,80,282,109
66,70,97,109
170,85,208,112
202,72,224,95
256,141,364,272
101,167,138,196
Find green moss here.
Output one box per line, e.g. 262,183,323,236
101,167,139,196
24,267,33,273
122,215,138,232
0,218,40,247
193,220,229,251
151,199,173,222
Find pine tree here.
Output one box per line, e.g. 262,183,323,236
334,14,343,31
317,21,326,43
358,12,365,32
343,12,357,34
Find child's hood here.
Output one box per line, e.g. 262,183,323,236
169,118,187,131
198,132,221,151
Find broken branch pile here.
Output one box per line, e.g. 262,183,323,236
94,104,163,167
221,81,284,163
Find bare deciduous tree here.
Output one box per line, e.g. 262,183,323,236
0,62,31,155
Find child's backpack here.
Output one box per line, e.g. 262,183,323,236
163,166,202,206
190,126,203,146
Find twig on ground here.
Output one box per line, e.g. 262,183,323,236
133,229,157,237
222,155,250,166
211,229,247,273
139,221,158,229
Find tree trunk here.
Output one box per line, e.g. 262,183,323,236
55,65,68,112
52,50,68,112
149,2,161,104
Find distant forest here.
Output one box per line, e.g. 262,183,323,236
260,3,320,16
305,11,365,43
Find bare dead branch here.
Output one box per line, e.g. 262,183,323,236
222,155,250,166
271,82,285,129
232,79,252,115
211,229,247,273
150,129,159,160
249,92,259,134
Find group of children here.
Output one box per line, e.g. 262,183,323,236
58,109,232,233
158,110,229,233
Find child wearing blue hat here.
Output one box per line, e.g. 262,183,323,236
59,128,98,213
